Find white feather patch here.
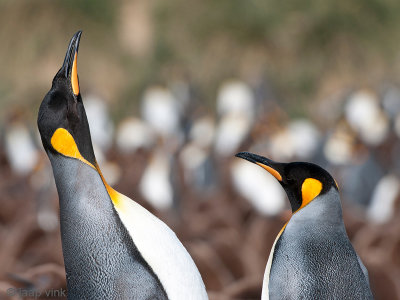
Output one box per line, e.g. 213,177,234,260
113,192,208,300
261,225,286,300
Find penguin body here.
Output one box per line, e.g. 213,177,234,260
235,152,373,300
49,153,166,299
267,188,371,299
38,32,207,300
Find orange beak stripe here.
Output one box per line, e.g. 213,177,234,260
256,162,282,181
71,52,79,95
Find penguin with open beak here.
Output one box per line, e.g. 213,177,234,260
235,152,373,300
37,31,208,300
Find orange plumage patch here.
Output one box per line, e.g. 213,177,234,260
51,128,94,169
299,178,322,211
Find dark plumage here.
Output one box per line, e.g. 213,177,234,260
236,152,374,300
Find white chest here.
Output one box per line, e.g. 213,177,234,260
114,192,208,300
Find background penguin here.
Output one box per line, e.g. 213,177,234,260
37,31,208,300
235,151,373,300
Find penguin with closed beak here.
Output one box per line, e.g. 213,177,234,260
37,31,208,300
235,152,373,300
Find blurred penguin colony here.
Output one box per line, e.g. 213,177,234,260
1,81,400,298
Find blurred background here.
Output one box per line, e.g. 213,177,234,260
1,0,400,299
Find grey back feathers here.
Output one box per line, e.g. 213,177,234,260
268,188,373,300
49,153,167,300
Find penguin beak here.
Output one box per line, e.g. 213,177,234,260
235,151,283,182
60,30,82,96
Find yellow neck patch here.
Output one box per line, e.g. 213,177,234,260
71,52,79,95
256,162,282,181
50,128,122,209
51,128,94,169
299,178,322,211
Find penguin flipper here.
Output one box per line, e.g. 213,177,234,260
356,254,370,287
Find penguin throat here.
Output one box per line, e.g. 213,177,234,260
285,189,302,213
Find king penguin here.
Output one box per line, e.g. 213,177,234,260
235,152,373,300
37,31,208,300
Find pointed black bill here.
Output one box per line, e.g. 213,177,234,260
61,31,82,79
235,151,284,182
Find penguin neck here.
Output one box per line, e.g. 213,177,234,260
290,188,344,229
47,151,117,247
47,151,100,198
47,152,167,298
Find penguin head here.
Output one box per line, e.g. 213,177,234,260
38,31,96,167
235,152,338,213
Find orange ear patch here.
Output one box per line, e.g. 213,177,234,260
51,128,93,169
71,52,79,95
256,163,282,181
299,178,322,211
51,128,123,209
